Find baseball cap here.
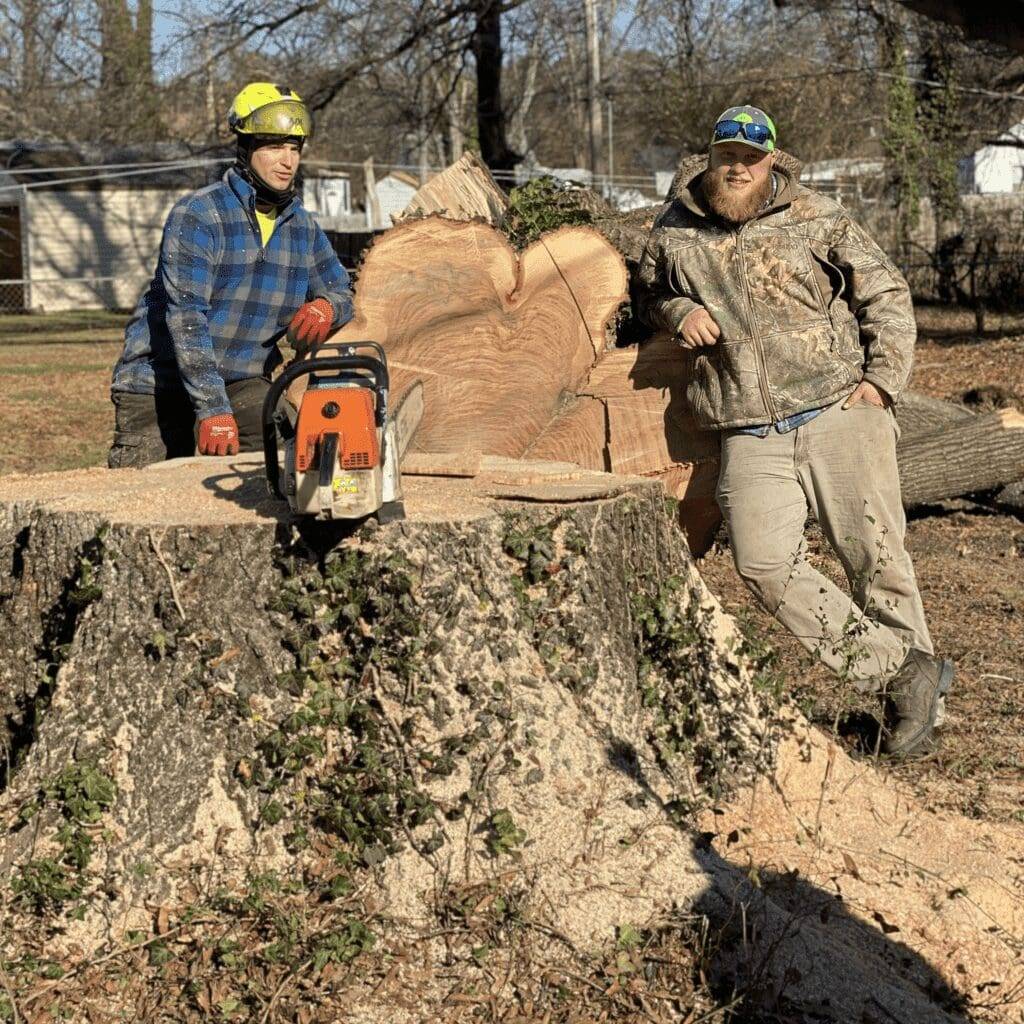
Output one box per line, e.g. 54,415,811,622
711,105,777,153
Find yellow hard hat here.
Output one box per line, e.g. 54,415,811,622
228,82,311,137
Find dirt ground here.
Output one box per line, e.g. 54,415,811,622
700,303,1024,825
1,304,1022,828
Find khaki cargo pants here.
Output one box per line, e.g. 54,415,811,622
715,399,933,684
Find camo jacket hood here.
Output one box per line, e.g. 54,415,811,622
636,149,916,430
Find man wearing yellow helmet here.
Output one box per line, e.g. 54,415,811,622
109,83,353,465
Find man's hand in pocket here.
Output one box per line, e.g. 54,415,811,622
842,381,890,409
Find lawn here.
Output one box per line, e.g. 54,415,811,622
0,311,126,475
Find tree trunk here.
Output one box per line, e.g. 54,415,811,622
893,391,974,437
0,465,772,962
584,0,604,182
472,0,519,175
317,215,720,552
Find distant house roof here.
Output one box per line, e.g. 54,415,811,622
0,139,232,192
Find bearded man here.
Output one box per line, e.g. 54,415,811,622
637,105,952,758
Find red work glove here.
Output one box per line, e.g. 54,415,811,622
286,298,334,355
197,413,240,456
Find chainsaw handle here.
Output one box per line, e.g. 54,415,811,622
262,354,390,499
315,340,387,365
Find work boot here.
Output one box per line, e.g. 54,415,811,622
881,648,954,757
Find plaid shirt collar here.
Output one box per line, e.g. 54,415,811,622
225,165,301,222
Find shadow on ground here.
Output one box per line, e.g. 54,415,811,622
603,738,976,1023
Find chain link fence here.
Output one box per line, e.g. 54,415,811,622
0,280,25,312
0,276,146,316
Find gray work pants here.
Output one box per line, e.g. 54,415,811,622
715,399,933,684
108,377,271,469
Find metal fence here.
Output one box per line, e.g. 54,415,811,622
0,275,141,314
0,280,25,312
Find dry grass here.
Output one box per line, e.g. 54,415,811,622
0,339,122,475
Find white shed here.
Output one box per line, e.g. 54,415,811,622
0,142,365,312
960,123,1024,194
372,171,420,229
0,142,230,312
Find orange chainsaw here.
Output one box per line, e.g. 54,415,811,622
262,342,423,523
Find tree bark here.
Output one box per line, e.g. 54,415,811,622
0,467,772,966
472,0,519,174
897,407,1024,507
893,391,974,438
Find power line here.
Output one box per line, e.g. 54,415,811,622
0,159,228,194
2,157,226,175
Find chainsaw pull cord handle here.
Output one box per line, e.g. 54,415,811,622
262,354,390,499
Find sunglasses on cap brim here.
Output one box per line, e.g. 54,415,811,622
713,120,774,147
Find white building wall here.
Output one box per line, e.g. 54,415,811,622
966,124,1024,194
373,176,418,228
25,187,177,312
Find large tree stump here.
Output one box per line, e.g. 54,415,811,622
1,460,1021,1021
0,458,770,1014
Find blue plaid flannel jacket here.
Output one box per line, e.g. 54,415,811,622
112,167,353,418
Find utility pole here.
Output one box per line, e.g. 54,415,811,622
605,86,615,202
584,0,604,187
202,24,217,142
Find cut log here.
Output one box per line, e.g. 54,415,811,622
319,216,719,552
895,391,975,438
402,151,661,267
398,151,509,225
897,407,1024,507
332,217,626,458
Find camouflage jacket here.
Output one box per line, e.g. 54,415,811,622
636,151,916,430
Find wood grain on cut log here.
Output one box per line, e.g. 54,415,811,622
898,407,1024,507
332,217,627,458
321,217,722,550
398,151,509,225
